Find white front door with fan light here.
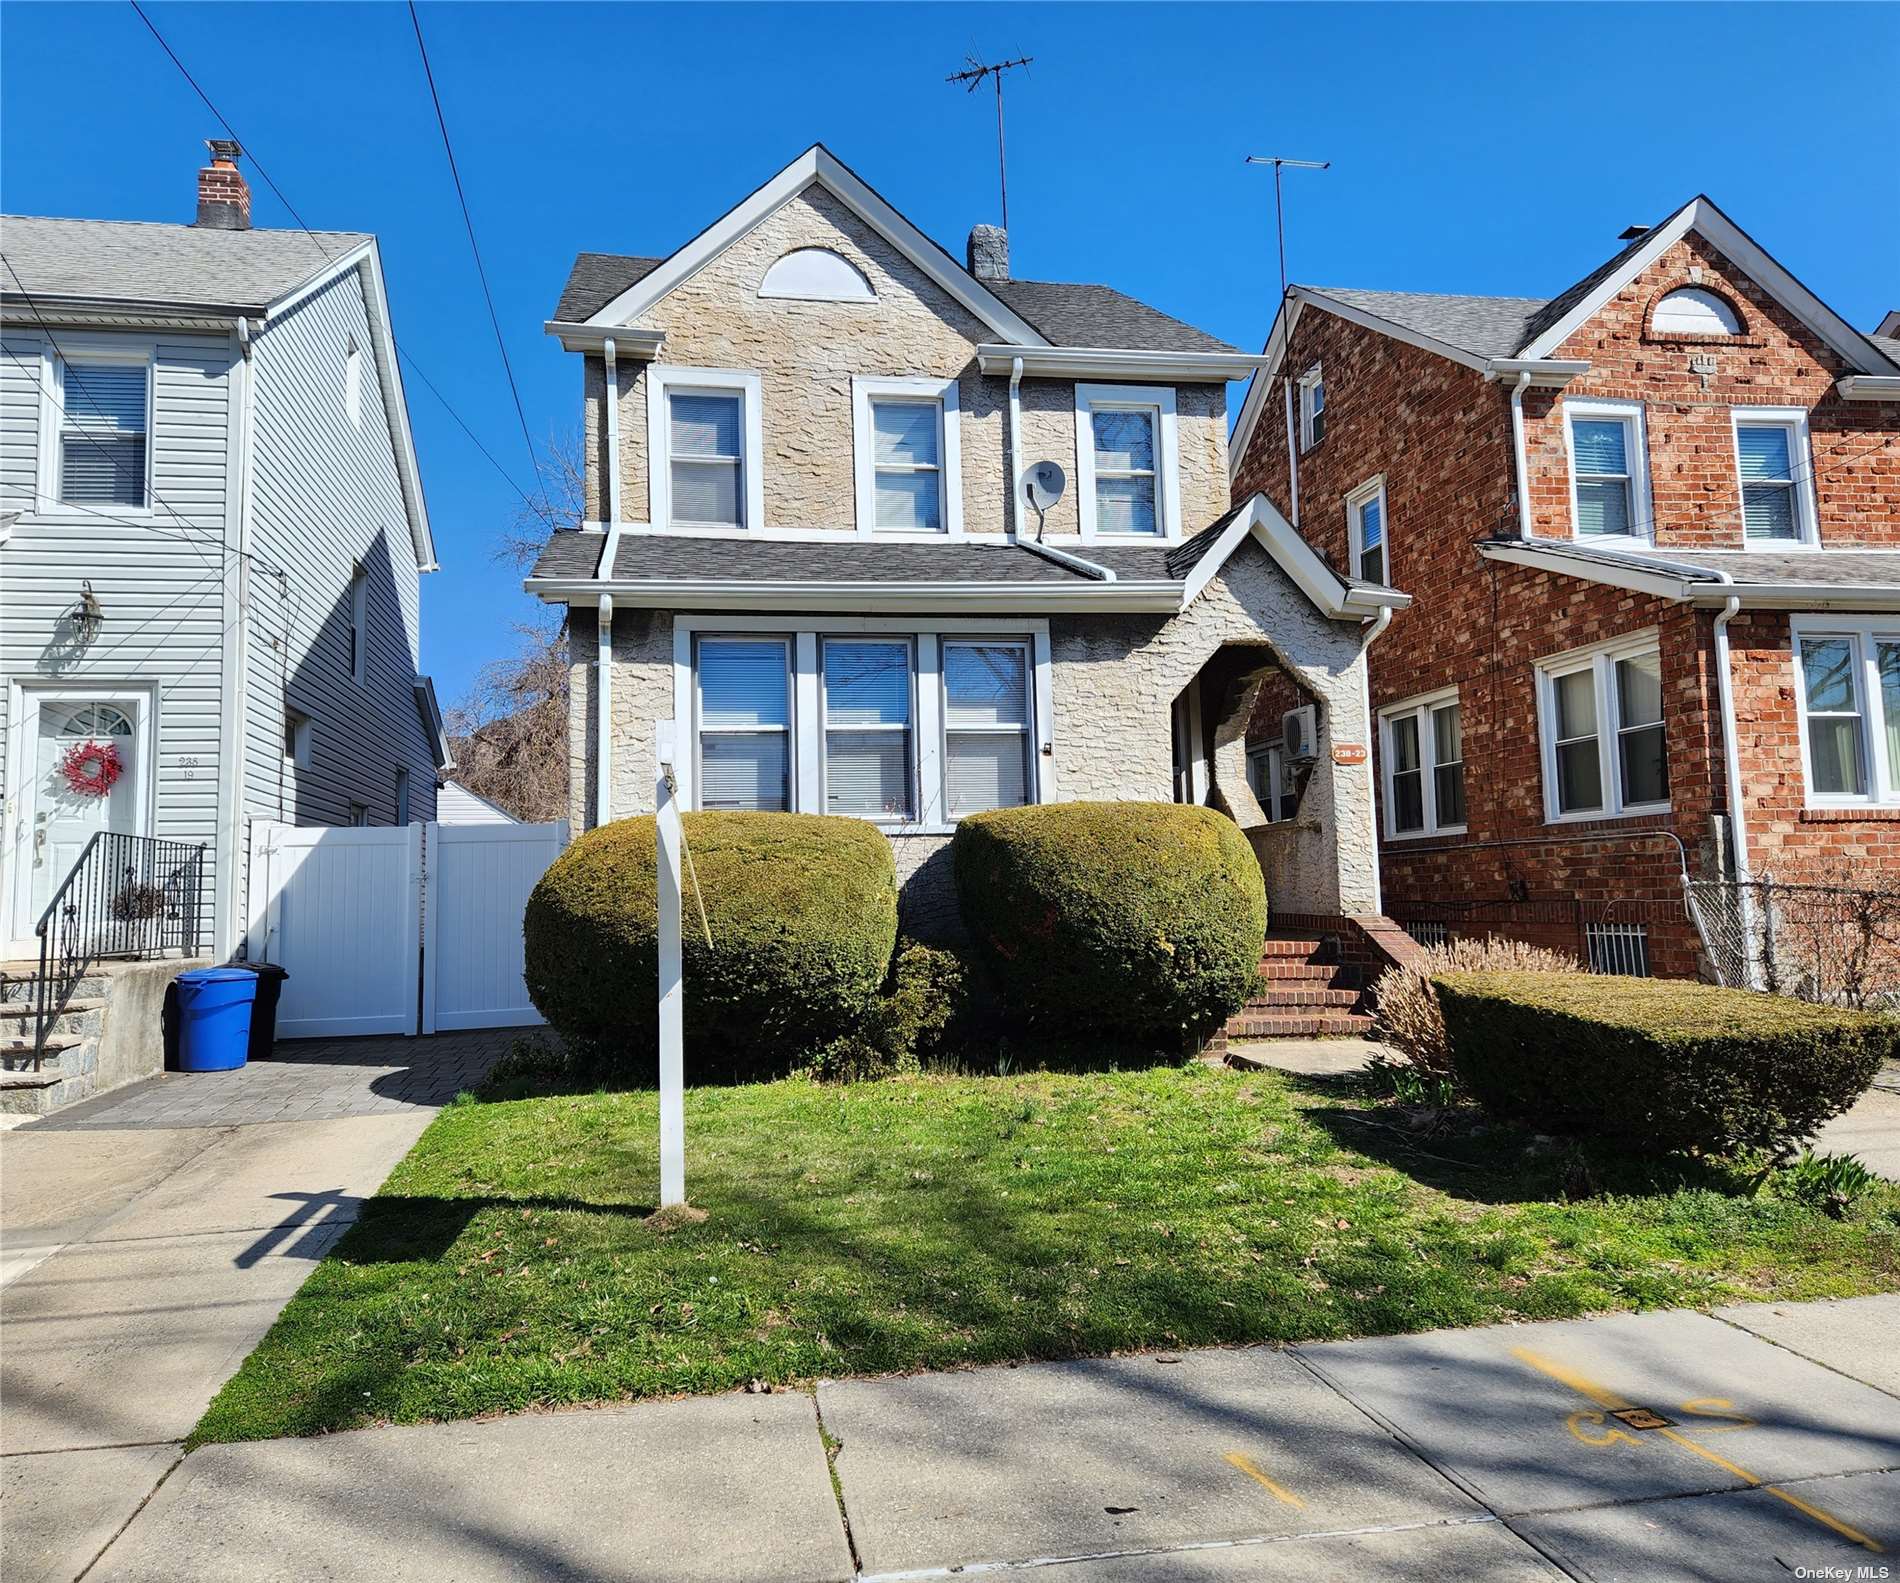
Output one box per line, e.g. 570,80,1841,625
4,691,151,957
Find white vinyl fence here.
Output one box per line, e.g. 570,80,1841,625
247,820,566,1040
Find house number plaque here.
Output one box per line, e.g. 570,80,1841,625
1332,743,1368,766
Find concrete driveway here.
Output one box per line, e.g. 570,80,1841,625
0,1031,510,1583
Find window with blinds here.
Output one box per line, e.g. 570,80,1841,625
943,641,1032,816
1736,418,1803,541
58,361,148,507
822,639,914,818
669,390,744,527
1569,417,1634,537
696,637,790,810
1349,481,1386,585
1090,408,1159,536
870,400,943,532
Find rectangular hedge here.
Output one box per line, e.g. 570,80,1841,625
1434,971,1897,1156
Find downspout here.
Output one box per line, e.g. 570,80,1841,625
1006,356,1024,538
1709,573,1762,988
594,594,614,829
1354,605,1396,916
218,317,258,957
1283,375,1300,526
1508,370,1533,540
600,338,623,570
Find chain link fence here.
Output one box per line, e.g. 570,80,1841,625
1687,874,1900,1008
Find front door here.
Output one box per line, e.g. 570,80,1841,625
6,695,146,955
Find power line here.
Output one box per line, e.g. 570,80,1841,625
406,0,544,511
126,0,554,525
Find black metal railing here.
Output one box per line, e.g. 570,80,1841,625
27,832,206,1068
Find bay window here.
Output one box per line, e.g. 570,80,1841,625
1564,399,1650,542
1379,689,1465,838
1536,634,1670,820
943,641,1032,816
822,639,914,819
1792,619,1900,805
695,637,791,811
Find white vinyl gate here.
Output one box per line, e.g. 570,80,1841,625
247,820,567,1040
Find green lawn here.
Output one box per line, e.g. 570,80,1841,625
194,1062,1900,1444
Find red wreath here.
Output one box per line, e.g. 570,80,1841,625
59,738,123,798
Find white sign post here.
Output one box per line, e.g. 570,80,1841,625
655,721,686,1207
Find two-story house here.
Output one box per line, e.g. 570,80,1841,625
1,142,450,970
525,145,1412,945
1231,195,1900,979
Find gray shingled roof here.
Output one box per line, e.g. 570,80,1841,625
549,253,1232,353
1518,537,1900,591
1873,334,1900,366
1303,287,1550,361
0,215,364,312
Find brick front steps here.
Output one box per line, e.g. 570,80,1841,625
1224,936,1375,1041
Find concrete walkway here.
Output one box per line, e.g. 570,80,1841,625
0,1032,509,1583
64,1294,1900,1583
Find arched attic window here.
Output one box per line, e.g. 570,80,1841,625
758,248,876,303
1652,287,1743,337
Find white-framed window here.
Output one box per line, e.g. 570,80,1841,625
646,365,765,530
283,708,313,768
1563,398,1652,543
1247,740,1297,822
1076,383,1180,541
345,334,362,428
1732,408,1817,546
1652,288,1742,337
1790,617,1900,807
694,635,792,811
821,637,915,821
348,562,368,686
1380,689,1466,839
943,639,1034,818
55,353,152,509
851,376,963,535
1345,475,1387,585
1298,364,1325,452
1535,632,1669,822
347,801,370,828
394,767,411,827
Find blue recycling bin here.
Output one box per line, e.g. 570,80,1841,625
175,967,260,1072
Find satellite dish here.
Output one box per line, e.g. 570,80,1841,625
1025,461,1066,513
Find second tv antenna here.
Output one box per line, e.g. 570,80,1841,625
949,54,1033,232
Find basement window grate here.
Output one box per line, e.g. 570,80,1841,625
1586,921,1652,977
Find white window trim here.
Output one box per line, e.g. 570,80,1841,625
1247,739,1294,823
345,335,363,428
939,636,1036,826
819,634,918,825
1345,475,1388,587
348,563,368,687
693,633,795,814
1562,397,1653,547
1075,382,1180,543
1378,686,1466,840
671,614,1053,834
36,337,158,520
1789,615,1900,807
850,376,964,537
284,708,314,769
646,364,765,532
1534,628,1670,824
1297,364,1324,453
1731,406,1819,549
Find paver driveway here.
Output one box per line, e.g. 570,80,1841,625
0,1031,509,1583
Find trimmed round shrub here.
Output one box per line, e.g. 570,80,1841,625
523,812,897,1080
1436,970,1896,1156
953,801,1266,1047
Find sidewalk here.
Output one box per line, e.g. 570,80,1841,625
74,1293,1900,1583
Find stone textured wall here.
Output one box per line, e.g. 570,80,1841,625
584,186,1230,538
563,606,677,831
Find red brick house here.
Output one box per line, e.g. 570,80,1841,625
1230,196,1900,981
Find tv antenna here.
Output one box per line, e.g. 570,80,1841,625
1243,155,1330,302
948,54,1033,232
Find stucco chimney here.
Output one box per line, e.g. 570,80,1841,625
196,139,251,231
966,224,1009,282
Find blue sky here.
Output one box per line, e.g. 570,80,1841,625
4,2,1894,704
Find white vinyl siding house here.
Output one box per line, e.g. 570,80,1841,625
0,208,442,959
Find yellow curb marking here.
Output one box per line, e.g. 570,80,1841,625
1512,1346,1882,1555
1223,1451,1305,1509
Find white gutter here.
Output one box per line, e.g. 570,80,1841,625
1006,356,1025,540
1506,371,1533,540
598,338,623,578
594,593,614,828
1836,374,1900,402
1709,572,1762,989
1356,606,1396,915
545,321,666,357
976,345,1267,381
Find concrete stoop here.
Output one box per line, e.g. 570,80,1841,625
0,959,206,1117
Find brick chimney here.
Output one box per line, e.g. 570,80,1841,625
966,224,1008,283
196,139,251,231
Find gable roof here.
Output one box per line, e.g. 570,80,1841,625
988,279,1237,354
551,252,664,322
1298,288,1547,362
0,215,367,313
2,214,435,572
